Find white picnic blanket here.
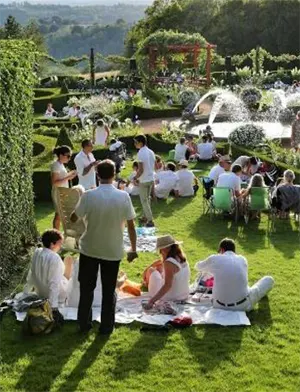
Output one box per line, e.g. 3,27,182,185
14,295,250,326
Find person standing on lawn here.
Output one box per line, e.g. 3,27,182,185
74,139,99,191
133,135,156,227
70,160,138,335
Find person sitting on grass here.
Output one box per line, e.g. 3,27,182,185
186,135,198,161
174,137,189,162
125,161,140,196
197,135,213,161
45,103,57,118
143,235,190,309
195,238,274,311
154,162,179,199
24,229,74,312
176,159,199,197
155,155,165,172
207,134,217,158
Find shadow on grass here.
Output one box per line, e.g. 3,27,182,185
155,197,193,218
248,296,273,329
183,325,245,373
111,325,169,380
268,220,299,259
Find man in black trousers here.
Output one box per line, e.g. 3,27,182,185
71,160,137,335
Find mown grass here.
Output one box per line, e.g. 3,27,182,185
1,160,300,392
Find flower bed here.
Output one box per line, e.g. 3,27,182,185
229,124,266,148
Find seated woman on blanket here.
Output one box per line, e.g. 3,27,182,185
143,235,190,309
125,161,140,196
24,229,74,310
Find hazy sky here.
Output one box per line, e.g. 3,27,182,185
1,0,152,4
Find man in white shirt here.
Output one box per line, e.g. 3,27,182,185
71,160,137,335
217,164,243,197
68,103,79,118
208,155,232,185
175,159,198,197
195,238,274,311
134,135,156,227
74,139,99,190
24,229,74,312
154,162,179,199
174,137,188,162
197,135,213,160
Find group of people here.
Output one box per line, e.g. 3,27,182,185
174,133,217,162
26,125,300,335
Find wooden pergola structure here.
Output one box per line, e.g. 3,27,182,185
148,43,217,86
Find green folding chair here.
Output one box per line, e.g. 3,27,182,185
210,187,238,222
244,187,271,227
168,149,175,161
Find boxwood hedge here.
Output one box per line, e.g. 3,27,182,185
0,40,37,284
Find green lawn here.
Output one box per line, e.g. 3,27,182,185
1,160,300,392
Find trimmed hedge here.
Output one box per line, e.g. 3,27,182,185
34,88,58,98
33,119,81,129
33,92,90,113
0,40,37,284
133,105,183,120
230,143,300,182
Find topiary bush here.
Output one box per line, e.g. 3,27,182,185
240,87,262,110
229,123,266,148
56,127,74,149
0,40,37,284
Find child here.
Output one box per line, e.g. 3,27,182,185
126,161,140,196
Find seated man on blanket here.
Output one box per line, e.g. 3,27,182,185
154,162,179,199
195,238,274,311
24,229,74,310
143,235,190,309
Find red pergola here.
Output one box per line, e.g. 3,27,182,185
148,43,217,86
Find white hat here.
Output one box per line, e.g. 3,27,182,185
179,159,189,167
156,235,183,250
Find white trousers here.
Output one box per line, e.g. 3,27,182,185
148,270,164,297
214,276,275,311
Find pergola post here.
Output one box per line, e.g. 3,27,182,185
206,45,212,87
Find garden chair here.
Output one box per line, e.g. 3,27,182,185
243,187,271,228
56,187,85,252
200,176,214,214
209,187,238,222
168,149,175,161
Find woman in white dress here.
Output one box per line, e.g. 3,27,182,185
143,235,190,309
51,145,77,230
93,119,110,147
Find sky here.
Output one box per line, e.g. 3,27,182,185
0,0,152,4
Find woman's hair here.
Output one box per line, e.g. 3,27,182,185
132,160,139,169
41,229,63,248
155,155,162,163
249,173,265,188
53,145,72,157
283,169,295,183
166,244,186,264
166,162,176,172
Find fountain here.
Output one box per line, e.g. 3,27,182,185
173,87,300,141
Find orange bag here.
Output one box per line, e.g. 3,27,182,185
120,279,142,296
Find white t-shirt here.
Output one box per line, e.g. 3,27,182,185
109,141,122,151
195,251,249,304
74,150,96,190
137,146,155,183
45,108,55,117
232,156,249,170
208,164,225,184
75,184,136,260
24,248,68,308
50,161,69,188
217,172,241,192
95,126,108,146
197,142,213,160
155,170,178,199
176,169,195,197
68,107,78,118
174,144,188,162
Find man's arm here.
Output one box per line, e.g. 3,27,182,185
127,219,138,262
194,255,215,272
48,257,64,309
134,162,144,180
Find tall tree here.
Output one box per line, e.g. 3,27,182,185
4,15,23,39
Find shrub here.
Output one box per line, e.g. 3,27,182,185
0,40,37,284
240,87,262,109
278,108,295,124
229,123,266,147
56,127,74,149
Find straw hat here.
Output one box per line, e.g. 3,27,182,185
179,159,189,167
219,155,232,163
156,235,183,250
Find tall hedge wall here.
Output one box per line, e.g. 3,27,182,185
0,40,37,284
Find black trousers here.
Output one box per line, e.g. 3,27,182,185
77,253,120,333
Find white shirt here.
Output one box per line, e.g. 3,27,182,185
25,248,68,308
208,164,225,184
74,150,96,190
155,170,179,199
197,142,213,160
163,257,190,301
217,172,241,192
176,169,195,197
75,184,136,260
45,108,55,117
109,141,122,151
127,171,139,196
232,155,249,170
137,146,155,183
174,143,188,162
95,126,108,146
68,107,78,117
50,161,69,188
195,251,249,304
